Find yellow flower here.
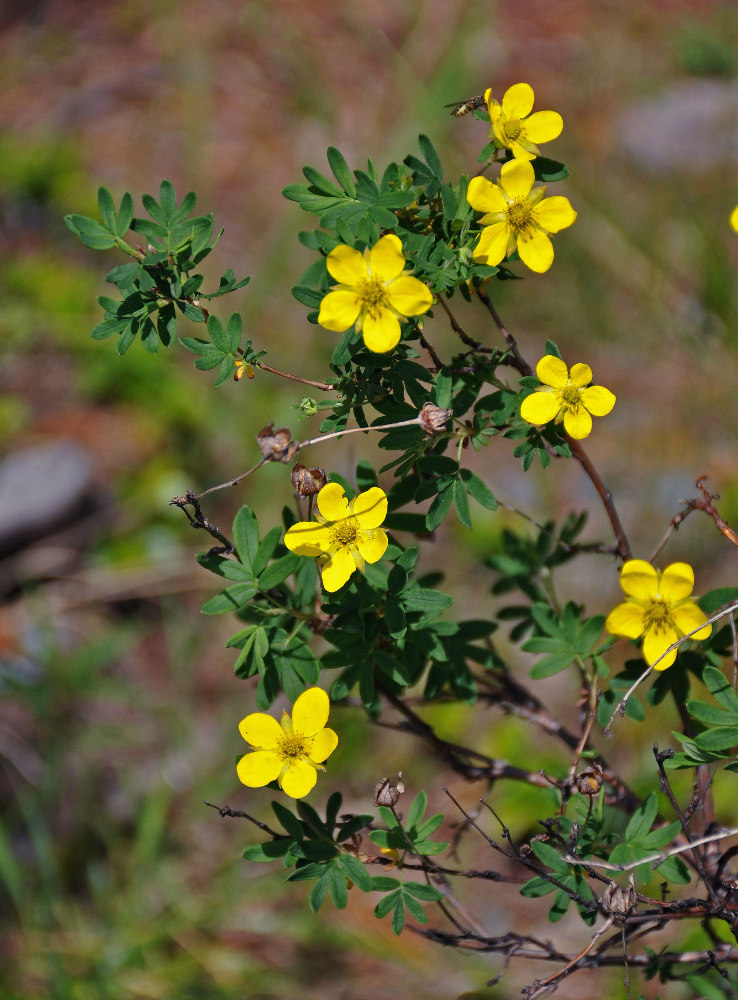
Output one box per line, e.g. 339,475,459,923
317,234,433,353
485,82,563,161
466,160,576,273
605,560,712,671
284,482,388,592
730,205,738,232
520,355,615,439
237,687,338,799
233,358,255,381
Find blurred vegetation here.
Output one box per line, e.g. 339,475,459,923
2,2,738,997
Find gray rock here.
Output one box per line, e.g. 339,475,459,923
617,79,738,173
0,441,96,559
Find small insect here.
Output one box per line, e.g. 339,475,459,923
446,94,487,118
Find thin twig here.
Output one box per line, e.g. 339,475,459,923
256,361,333,391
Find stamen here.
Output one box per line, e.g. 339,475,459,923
358,276,389,320
643,599,675,631
278,733,309,760
332,518,359,547
506,201,532,236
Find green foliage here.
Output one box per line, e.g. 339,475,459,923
65,181,250,363
65,81,738,1000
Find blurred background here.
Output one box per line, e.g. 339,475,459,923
2,1,738,997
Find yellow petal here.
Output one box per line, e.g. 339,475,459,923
580,385,616,416
284,520,333,557
362,311,401,353
533,196,577,234
473,223,509,266
386,275,433,317
321,547,357,592
317,482,351,522
508,139,536,162
310,727,338,763
467,176,507,214
620,560,658,600
520,389,560,425
292,686,330,736
605,601,646,639
368,234,406,282
280,759,318,798
237,749,282,787
318,289,361,332
239,712,282,749
535,355,568,388
502,82,534,119
643,625,679,670
563,405,593,439
356,527,389,564
523,110,563,144
731,205,738,232
499,159,535,199
660,562,695,602
673,603,712,642
569,363,592,388
326,243,367,284
517,229,554,273
351,487,388,529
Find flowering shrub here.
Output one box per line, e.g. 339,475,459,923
67,83,738,998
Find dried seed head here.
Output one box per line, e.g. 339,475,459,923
419,402,452,436
291,463,328,496
374,772,405,807
256,423,299,463
601,876,636,916
575,763,604,796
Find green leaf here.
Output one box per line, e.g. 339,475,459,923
258,554,300,590
327,146,357,198
418,134,442,178
402,882,443,902
453,477,472,529
529,840,569,874
116,192,134,235
407,790,427,831
693,726,738,752
426,484,453,531
64,213,117,250
624,793,658,842
201,583,258,615
337,853,372,892
232,506,259,572
97,186,117,231
460,469,497,510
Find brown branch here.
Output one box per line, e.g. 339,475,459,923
256,361,333,391
169,491,235,552
565,436,632,562
476,288,533,376
693,476,738,548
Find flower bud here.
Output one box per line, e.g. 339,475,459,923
298,397,319,416
291,463,327,496
419,402,452,436
256,424,299,463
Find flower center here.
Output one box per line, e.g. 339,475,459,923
278,733,310,761
560,385,582,409
331,518,359,548
358,275,389,319
642,598,675,632
505,200,533,236
504,118,522,142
